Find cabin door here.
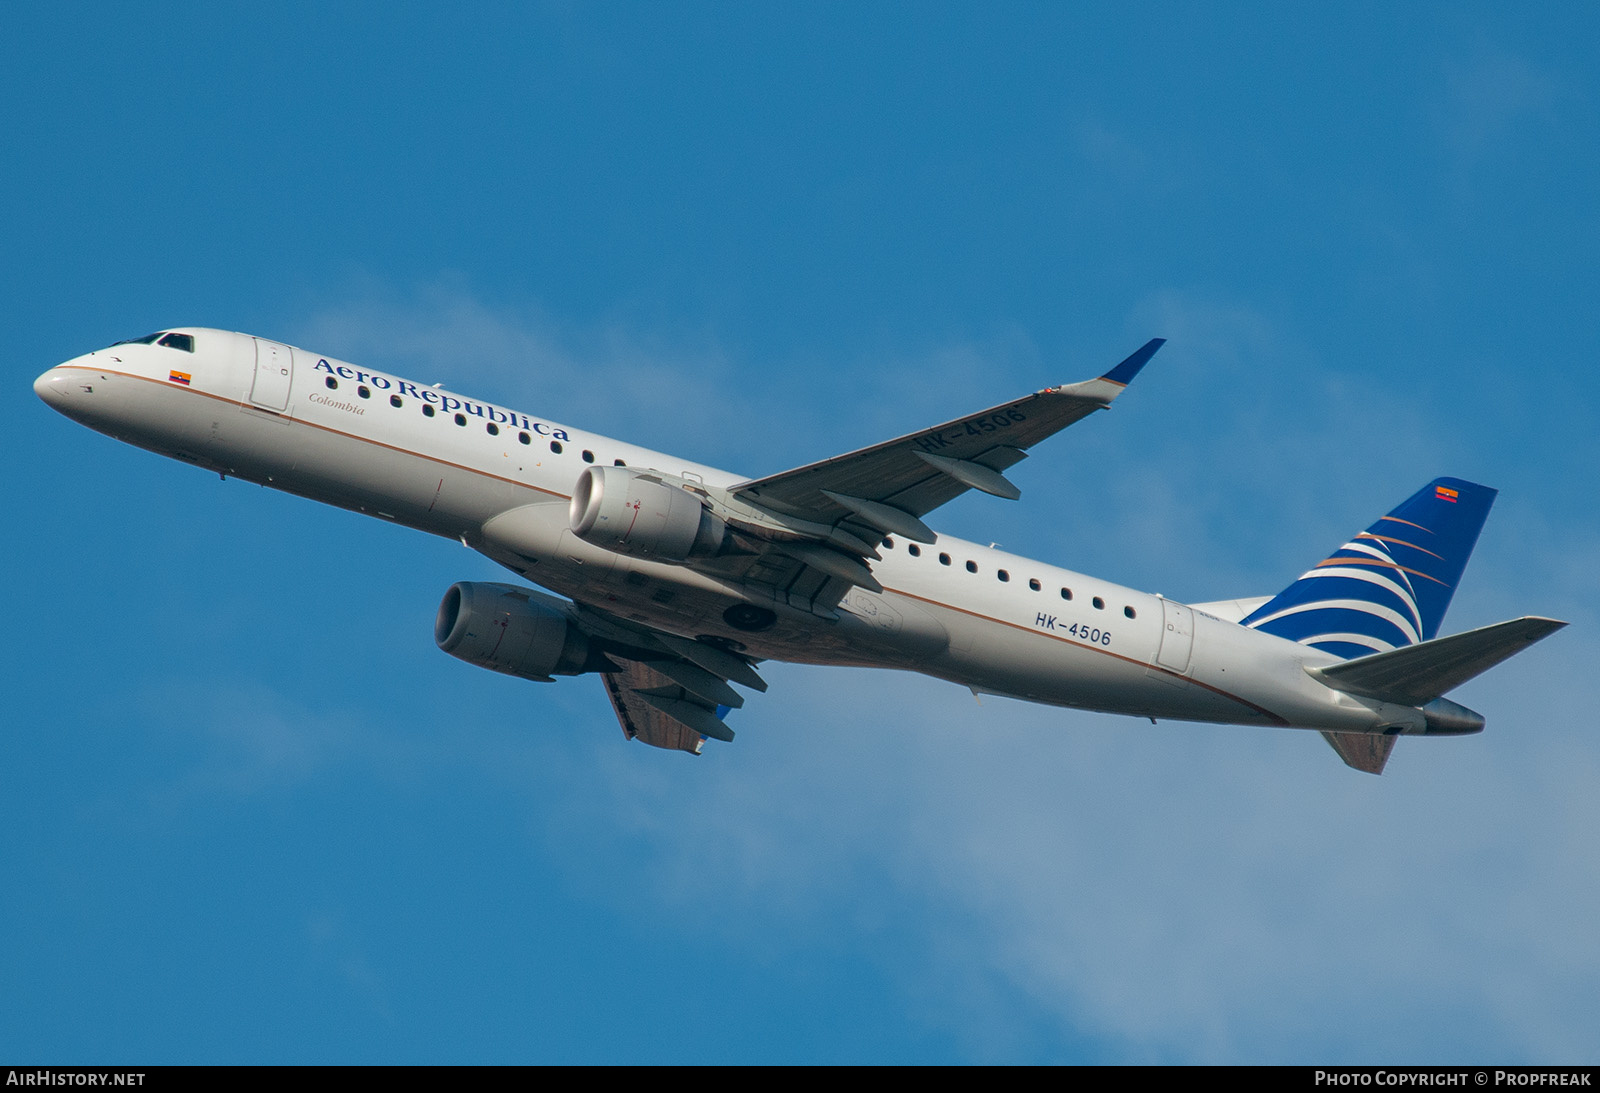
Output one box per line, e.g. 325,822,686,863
1155,598,1194,674
249,339,294,411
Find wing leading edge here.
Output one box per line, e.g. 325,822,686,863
682,340,1163,615
732,338,1164,528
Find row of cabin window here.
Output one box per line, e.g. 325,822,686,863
323,375,616,464
882,537,1137,619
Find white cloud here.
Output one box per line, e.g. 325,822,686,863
555,654,1600,1061
274,285,1597,1061
1437,48,1560,165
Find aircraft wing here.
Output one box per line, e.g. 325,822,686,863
731,339,1163,535
602,660,722,755
574,605,768,754
696,340,1161,614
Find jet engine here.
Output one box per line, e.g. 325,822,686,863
568,465,725,561
435,581,606,682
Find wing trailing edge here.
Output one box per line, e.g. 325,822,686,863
710,340,1164,612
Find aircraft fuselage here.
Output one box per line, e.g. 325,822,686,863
33,328,1487,749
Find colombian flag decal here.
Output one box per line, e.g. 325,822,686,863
168,370,191,385
1435,485,1459,503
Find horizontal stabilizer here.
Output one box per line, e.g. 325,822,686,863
1321,731,1397,775
732,339,1163,523
1309,616,1566,706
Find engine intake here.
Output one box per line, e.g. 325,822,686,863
569,465,724,561
435,581,603,682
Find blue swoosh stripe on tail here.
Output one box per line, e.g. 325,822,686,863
1243,478,1495,656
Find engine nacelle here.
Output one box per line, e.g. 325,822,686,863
434,581,601,682
568,465,725,561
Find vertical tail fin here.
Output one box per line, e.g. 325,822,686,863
1241,478,1496,660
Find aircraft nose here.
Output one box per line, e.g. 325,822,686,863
35,360,108,423
34,367,70,408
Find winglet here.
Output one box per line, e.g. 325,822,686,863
1101,338,1165,387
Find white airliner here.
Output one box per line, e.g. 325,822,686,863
35,328,1564,773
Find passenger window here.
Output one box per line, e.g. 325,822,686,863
158,333,195,352
357,385,370,399
454,413,467,426
883,538,895,550
965,560,978,574
1060,588,1073,600
1124,606,1137,619
997,569,1009,582
614,459,627,466
1029,578,1041,591
325,377,338,390
518,432,530,445
939,553,951,566
422,404,435,417
390,394,403,408
908,544,921,557
1092,597,1105,610
582,450,594,463
550,441,563,454
486,422,499,436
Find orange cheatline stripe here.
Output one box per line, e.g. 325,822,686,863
888,588,1290,725
1355,532,1443,559
1314,556,1449,586
51,365,569,500
1379,515,1433,533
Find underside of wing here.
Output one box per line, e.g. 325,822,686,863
574,605,768,753
732,338,1164,527
688,340,1164,615
494,343,1162,627
1321,731,1398,775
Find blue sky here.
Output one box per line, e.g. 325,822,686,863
6,2,1599,1063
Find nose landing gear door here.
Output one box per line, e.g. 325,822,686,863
249,338,294,412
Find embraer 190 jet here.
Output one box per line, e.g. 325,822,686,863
35,329,1564,773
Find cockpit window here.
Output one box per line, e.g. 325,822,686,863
158,332,195,352
112,333,163,346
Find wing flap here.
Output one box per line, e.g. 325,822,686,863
1321,731,1398,775
652,631,768,692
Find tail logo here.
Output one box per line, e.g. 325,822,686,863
1245,532,1426,656
1240,478,1495,661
